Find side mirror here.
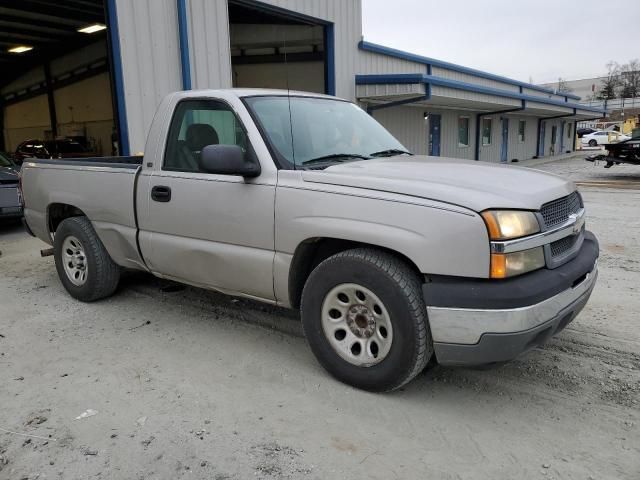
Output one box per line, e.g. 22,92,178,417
199,144,261,178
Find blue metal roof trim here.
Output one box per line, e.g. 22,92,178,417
105,0,130,156
177,0,192,90
355,73,606,115
359,40,583,101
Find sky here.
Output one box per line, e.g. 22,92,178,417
361,0,640,86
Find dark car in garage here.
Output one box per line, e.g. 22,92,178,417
0,152,22,221
14,138,94,165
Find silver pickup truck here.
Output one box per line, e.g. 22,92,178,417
20,89,599,391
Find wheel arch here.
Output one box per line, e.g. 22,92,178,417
287,236,423,310
47,203,88,236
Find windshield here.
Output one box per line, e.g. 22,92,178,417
0,152,13,168
244,96,409,169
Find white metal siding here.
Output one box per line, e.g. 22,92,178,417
188,0,233,90
506,116,538,161
431,67,520,93
357,50,425,75
372,106,427,155
115,0,182,154
431,86,521,108
522,87,568,103
436,111,475,160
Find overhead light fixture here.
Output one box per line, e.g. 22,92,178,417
8,45,33,54
77,23,107,34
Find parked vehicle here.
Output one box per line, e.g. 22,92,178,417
44,138,95,159
20,89,599,391
585,135,640,168
13,140,50,164
576,127,596,138
14,138,92,165
581,130,631,147
0,152,22,220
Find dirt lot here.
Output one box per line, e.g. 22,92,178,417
1,155,639,480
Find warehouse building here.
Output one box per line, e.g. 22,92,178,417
1,0,605,162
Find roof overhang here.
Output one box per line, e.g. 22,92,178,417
355,73,606,120
359,41,583,101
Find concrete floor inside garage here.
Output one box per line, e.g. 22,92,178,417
0,155,639,479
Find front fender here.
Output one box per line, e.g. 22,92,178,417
274,179,491,304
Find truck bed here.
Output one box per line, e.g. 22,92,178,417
21,155,146,271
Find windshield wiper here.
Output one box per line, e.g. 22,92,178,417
369,148,412,158
301,153,370,166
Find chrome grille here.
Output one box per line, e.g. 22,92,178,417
550,225,584,258
540,191,582,229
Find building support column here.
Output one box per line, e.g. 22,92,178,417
44,62,58,138
0,100,5,151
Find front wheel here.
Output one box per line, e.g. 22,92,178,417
301,248,432,392
588,139,598,147
54,216,120,302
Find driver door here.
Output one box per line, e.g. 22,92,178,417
138,98,276,301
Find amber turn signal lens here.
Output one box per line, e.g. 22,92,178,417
490,253,507,279
482,211,502,240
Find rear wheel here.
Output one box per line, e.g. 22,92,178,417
54,216,120,302
301,248,432,392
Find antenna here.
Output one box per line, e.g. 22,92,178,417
283,30,296,169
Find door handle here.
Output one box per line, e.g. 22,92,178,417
151,185,171,202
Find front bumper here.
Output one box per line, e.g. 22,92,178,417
424,231,599,366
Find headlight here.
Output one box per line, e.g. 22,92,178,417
481,210,540,240
490,247,545,279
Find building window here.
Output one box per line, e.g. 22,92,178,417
482,118,492,145
518,120,526,142
567,123,572,138
551,125,557,145
458,116,469,147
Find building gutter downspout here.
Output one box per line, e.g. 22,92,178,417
474,102,525,161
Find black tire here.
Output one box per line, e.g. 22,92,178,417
588,139,598,147
53,216,120,302
301,248,432,392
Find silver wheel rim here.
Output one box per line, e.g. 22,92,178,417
61,235,88,286
321,283,393,367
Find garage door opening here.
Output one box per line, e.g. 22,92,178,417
0,0,121,160
228,0,333,95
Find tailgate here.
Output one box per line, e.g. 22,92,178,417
0,185,20,208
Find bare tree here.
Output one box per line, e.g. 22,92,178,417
556,77,573,94
620,59,640,98
596,62,620,100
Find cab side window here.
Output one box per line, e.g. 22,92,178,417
164,99,249,172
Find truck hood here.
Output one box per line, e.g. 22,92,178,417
301,156,575,212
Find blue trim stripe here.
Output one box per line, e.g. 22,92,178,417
359,40,583,101
177,0,192,90
325,23,335,95
106,0,130,156
355,73,606,115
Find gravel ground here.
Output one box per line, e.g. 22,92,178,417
1,155,639,480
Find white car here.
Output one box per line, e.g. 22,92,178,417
581,131,631,147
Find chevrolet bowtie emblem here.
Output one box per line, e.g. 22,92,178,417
568,213,580,234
